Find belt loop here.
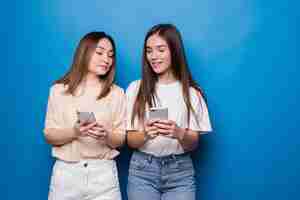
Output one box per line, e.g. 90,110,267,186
171,154,177,161
172,154,179,167
147,154,152,164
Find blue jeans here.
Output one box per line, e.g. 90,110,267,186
127,151,196,200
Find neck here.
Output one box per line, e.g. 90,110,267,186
84,72,102,87
157,70,176,84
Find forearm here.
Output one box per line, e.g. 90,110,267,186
126,130,147,149
177,129,199,152
106,131,126,149
44,128,78,146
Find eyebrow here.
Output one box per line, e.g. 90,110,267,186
146,45,167,49
95,46,113,52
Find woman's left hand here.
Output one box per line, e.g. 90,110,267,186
87,123,110,140
153,120,186,140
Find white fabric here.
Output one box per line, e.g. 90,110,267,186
126,80,212,156
48,159,121,200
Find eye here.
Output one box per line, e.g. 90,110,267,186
96,51,103,55
146,49,152,54
158,47,166,53
108,52,114,58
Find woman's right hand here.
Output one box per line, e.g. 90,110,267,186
144,119,159,140
74,121,97,138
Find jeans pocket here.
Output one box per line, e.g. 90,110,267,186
177,157,194,171
130,157,147,171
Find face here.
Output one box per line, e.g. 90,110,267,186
146,34,172,75
88,38,114,76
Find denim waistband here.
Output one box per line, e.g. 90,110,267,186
134,150,191,163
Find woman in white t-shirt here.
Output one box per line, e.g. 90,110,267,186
126,24,212,200
44,32,125,200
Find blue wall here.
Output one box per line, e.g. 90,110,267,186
3,0,299,199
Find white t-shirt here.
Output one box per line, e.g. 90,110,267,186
126,80,212,156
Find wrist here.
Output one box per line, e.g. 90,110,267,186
104,131,111,146
177,128,187,141
104,131,110,140
73,123,81,138
143,131,150,143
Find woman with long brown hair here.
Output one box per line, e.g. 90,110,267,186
44,32,125,200
126,24,212,200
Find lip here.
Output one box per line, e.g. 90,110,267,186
97,65,108,69
151,62,163,69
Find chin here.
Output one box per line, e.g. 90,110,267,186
152,68,167,75
97,71,109,76
95,67,110,74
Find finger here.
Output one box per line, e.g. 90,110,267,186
146,126,158,131
157,120,172,125
83,122,99,131
147,129,158,135
81,131,89,137
91,126,105,132
87,132,99,139
157,128,171,134
87,122,98,128
87,129,98,134
88,131,107,139
81,122,97,130
88,129,106,136
95,123,104,128
154,122,172,130
146,119,159,126
147,131,159,138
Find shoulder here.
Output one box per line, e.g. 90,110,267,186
126,80,141,94
49,83,68,97
189,86,206,104
110,84,125,97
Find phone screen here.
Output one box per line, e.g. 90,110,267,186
149,107,168,120
77,111,96,124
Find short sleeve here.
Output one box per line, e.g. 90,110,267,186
126,80,142,131
189,88,213,134
44,85,63,129
111,87,126,136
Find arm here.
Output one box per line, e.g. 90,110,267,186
127,119,159,149
126,130,147,149
87,124,125,149
44,86,78,146
107,88,126,148
44,128,78,146
44,86,96,146
174,128,200,152
154,120,200,152
44,122,96,146
105,131,125,149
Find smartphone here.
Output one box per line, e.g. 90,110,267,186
149,107,168,120
76,111,96,124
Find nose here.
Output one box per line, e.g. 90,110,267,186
102,53,109,63
150,50,159,60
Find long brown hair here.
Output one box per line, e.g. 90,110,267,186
55,31,116,99
132,24,206,127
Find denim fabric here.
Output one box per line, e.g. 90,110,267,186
127,151,196,200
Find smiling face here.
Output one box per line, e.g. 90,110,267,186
87,38,114,76
146,34,172,75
